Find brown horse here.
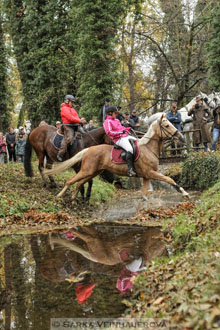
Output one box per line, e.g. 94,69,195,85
44,114,189,200
24,125,111,198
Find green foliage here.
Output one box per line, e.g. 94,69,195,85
70,0,125,119
3,0,75,126
207,2,220,89
180,152,220,190
0,15,11,131
2,0,143,125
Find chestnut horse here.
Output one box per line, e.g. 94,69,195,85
24,125,112,198
44,114,189,200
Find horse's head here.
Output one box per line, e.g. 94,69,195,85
212,92,220,107
199,92,216,109
24,120,32,134
158,114,185,143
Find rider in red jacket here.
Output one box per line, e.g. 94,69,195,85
61,103,81,124
57,95,86,161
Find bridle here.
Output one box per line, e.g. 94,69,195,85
159,122,178,143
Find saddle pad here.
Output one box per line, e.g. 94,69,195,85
52,133,64,150
111,140,140,164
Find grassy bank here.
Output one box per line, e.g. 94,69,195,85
0,162,115,234
126,180,220,329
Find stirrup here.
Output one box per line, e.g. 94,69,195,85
128,168,136,177
57,154,63,162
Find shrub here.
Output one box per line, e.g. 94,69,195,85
180,152,220,190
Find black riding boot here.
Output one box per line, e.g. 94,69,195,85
126,152,136,177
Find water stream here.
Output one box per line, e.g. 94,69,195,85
0,224,167,330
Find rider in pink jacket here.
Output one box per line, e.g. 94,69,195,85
103,106,137,176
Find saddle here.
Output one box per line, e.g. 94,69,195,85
111,140,140,164
52,131,79,155
52,132,64,150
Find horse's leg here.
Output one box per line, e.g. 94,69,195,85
51,237,97,262
74,166,86,200
57,171,92,198
46,158,57,188
79,184,85,200
142,178,150,201
69,229,93,242
86,180,93,200
37,152,49,187
148,170,189,198
71,173,101,201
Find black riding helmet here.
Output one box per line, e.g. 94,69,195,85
65,94,75,103
106,106,118,115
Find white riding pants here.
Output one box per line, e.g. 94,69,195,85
115,136,137,154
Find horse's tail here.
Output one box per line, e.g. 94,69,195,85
24,134,34,177
44,148,89,176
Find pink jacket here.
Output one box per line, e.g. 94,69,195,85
0,136,7,153
103,115,130,143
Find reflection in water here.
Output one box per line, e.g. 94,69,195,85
0,224,167,329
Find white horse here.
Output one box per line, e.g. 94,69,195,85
24,120,32,134
147,93,216,150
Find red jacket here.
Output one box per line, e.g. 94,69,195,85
60,103,81,124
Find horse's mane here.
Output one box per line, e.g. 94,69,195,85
139,121,156,146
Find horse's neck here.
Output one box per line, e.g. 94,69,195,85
144,139,162,158
139,125,161,158
84,128,105,146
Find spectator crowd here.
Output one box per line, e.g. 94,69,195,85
0,126,27,164
1,94,219,165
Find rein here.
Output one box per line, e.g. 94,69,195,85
140,122,178,158
84,129,101,145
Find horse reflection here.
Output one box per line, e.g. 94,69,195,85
50,226,167,266
40,242,90,283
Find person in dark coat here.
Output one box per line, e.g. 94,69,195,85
188,96,211,151
116,106,124,122
100,98,110,123
211,106,220,152
6,127,16,162
167,103,182,131
121,112,135,129
129,110,140,130
15,134,26,163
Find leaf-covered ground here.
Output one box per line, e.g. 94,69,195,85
0,162,195,236
0,162,116,235
124,181,220,330
1,162,220,329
